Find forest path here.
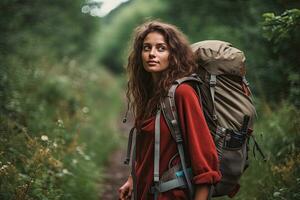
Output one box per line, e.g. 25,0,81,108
98,148,130,200
98,113,133,200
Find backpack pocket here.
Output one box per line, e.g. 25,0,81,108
213,131,249,197
223,130,247,150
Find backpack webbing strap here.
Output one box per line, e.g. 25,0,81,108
150,164,193,194
162,75,202,140
153,109,161,200
131,139,137,200
123,126,137,199
250,135,267,161
209,74,218,121
177,138,194,199
207,185,214,200
160,81,184,142
175,74,200,84
242,76,258,118
242,76,254,100
150,176,187,193
195,84,203,110
124,127,135,165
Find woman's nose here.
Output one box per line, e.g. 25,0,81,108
149,48,156,57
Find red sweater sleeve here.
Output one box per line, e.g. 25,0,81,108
175,83,222,185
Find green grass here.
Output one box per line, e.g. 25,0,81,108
0,58,124,200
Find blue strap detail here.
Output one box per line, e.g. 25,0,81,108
175,168,192,178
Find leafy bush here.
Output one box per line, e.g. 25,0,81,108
0,59,123,199
262,9,300,107
0,1,123,198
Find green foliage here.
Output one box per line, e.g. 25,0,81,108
0,0,98,59
262,9,300,44
2,0,300,199
0,59,123,199
262,9,300,107
96,0,167,73
0,1,123,199
96,0,292,104
218,103,300,200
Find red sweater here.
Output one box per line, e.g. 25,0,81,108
135,83,221,199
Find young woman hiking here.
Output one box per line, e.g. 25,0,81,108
119,20,221,200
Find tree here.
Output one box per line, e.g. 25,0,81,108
262,9,300,106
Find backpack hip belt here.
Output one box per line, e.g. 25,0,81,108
149,163,193,194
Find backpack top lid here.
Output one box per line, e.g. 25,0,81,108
191,40,246,77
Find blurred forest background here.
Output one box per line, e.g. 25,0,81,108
0,0,299,199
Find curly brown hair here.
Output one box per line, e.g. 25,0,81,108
126,20,197,129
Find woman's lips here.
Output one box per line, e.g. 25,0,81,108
147,61,159,66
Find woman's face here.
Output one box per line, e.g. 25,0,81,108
141,32,170,79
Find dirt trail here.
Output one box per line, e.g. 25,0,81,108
98,147,131,200
98,114,133,200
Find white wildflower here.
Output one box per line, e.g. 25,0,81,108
72,159,78,165
273,192,281,197
76,146,84,155
0,165,8,171
41,135,49,141
84,155,90,161
57,119,64,128
61,168,73,176
82,107,89,114
53,142,58,148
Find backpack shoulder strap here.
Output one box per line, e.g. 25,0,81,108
160,74,202,141
160,74,202,199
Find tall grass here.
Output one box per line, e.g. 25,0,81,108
0,57,123,200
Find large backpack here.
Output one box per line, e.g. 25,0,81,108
161,40,257,198
124,40,265,200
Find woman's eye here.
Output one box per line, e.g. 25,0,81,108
158,46,167,52
143,46,151,51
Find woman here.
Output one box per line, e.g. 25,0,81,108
119,20,221,200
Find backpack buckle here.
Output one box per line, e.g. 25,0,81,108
242,76,250,86
175,134,183,143
209,75,217,86
149,183,160,194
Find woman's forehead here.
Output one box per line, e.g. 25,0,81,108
143,32,167,44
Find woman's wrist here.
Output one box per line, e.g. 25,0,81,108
194,184,210,200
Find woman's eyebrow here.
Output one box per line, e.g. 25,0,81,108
143,42,167,45
156,42,167,45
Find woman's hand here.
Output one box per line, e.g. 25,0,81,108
118,175,133,200
194,184,209,200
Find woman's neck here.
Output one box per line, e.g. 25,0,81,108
151,73,161,86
